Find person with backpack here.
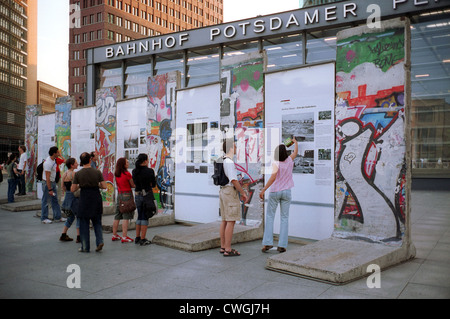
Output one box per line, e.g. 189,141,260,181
259,137,298,253
5,154,19,203
219,138,248,257
41,146,65,224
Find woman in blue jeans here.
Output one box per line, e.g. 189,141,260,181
260,137,298,253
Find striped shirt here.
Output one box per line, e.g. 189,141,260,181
270,156,294,193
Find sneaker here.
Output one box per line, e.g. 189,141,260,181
42,219,52,224
112,234,122,241
139,238,151,246
121,236,133,243
135,237,141,245
60,233,73,242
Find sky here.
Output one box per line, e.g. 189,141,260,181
37,0,300,93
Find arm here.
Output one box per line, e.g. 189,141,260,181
45,170,55,196
99,181,107,189
231,179,248,203
259,163,279,200
71,183,79,193
289,137,298,160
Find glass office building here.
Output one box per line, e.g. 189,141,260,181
86,1,450,180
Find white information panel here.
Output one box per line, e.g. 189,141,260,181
175,84,221,223
71,107,96,162
264,63,335,240
116,98,148,168
37,113,56,199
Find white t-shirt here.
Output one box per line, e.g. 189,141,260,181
42,156,57,182
223,157,237,187
18,153,27,171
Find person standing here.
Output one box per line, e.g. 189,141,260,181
17,145,27,196
132,153,156,246
59,157,80,242
71,152,106,252
112,158,136,243
219,139,248,257
90,151,99,169
259,137,298,253
5,154,19,203
41,146,65,224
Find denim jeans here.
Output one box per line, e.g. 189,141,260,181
79,215,103,252
262,189,292,249
7,178,17,203
41,182,62,221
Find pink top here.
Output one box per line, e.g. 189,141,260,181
270,156,294,193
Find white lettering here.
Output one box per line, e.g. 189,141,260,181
325,6,337,21
286,13,300,28
152,38,162,50
106,47,114,58
139,41,148,53
210,28,221,41
344,3,358,18
239,22,251,35
224,25,236,38
305,9,319,24
366,264,381,289
393,0,407,10
179,33,189,46
367,4,381,29
254,19,265,33
415,0,429,6
127,43,136,55
116,46,124,57
270,17,282,30
165,36,176,48
66,264,81,289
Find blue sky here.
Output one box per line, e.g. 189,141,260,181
37,0,299,93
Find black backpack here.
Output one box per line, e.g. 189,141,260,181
36,160,44,181
212,157,229,186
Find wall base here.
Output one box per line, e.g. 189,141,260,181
152,221,263,252
265,237,416,285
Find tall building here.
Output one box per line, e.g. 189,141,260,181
69,0,224,107
0,0,37,161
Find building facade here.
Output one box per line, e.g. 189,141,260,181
37,81,68,114
84,1,450,180
69,0,223,107
0,0,37,162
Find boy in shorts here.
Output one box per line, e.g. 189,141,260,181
219,138,248,257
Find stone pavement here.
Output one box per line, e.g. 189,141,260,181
0,175,449,301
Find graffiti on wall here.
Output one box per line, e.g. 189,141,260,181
55,96,72,169
147,71,179,212
335,25,407,245
220,52,265,226
95,87,119,203
25,105,42,192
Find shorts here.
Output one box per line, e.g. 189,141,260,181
219,186,241,222
115,192,135,220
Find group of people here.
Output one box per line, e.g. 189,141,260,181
7,136,297,256
39,146,157,253
2,145,28,203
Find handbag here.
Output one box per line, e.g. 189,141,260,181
142,190,157,219
119,195,136,214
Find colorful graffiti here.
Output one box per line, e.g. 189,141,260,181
335,24,407,245
147,71,179,212
55,96,72,169
95,87,119,203
220,52,265,225
25,105,42,192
